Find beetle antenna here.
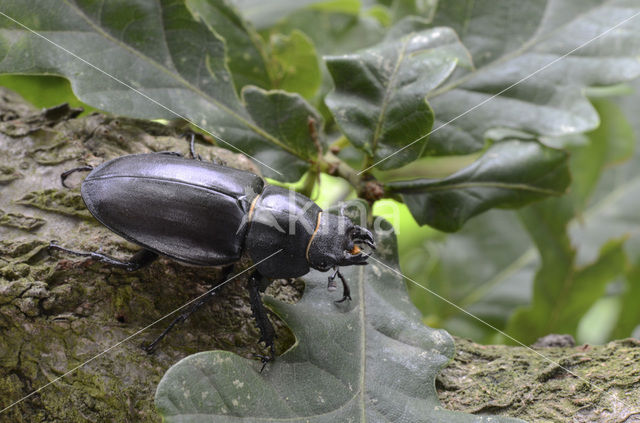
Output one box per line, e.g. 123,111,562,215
60,166,93,189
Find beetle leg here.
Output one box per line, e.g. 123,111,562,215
60,165,93,188
254,344,275,373
327,267,339,292
143,310,190,354
247,271,276,369
156,151,183,157
187,133,203,161
182,131,229,165
48,241,158,271
144,266,234,353
334,269,352,303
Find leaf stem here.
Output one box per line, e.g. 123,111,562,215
328,135,350,153
298,168,318,198
319,152,385,205
320,151,362,190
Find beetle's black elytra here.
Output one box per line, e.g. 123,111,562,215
49,136,375,368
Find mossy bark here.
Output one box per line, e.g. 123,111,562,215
0,88,639,423
438,337,640,422
0,88,300,423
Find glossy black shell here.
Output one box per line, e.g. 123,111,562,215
245,185,321,278
81,153,264,266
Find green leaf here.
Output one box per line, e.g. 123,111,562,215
405,84,640,343
577,296,621,344
0,75,95,112
568,146,640,266
311,0,361,14
232,0,344,29
0,0,314,181
403,209,537,342
155,216,523,423
242,86,322,175
612,263,640,339
507,198,627,344
384,0,437,24
567,79,640,337
568,117,640,267
271,6,385,55
267,30,322,99
325,27,472,169
186,0,272,91
423,0,640,156
503,94,634,343
386,139,570,232
568,98,635,209
364,5,392,27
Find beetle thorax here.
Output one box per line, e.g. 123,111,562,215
245,185,321,278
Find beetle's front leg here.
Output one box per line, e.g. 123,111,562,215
48,242,158,271
328,267,351,303
247,270,276,370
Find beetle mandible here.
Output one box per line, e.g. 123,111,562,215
49,135,376,367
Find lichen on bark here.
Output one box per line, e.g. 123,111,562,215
437,337,640,422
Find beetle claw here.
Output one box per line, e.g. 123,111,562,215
254,343,275,373
253,354,271,373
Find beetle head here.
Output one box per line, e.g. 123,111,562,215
340,224,376,265
307,213,376,272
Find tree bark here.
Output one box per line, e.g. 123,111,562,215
438,337,640,422
0,88,300,423
0,88,638,423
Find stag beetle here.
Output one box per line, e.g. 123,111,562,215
49,135,375,367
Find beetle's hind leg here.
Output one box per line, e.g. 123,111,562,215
183,132,227,165
188,133,203,161
156,151,183,157
60,165,93,188
156,133,200,158
143,265,234,353
247,270,276,371
48,242,158,271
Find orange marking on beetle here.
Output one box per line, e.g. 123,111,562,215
305,212,322,262
247,193,261,222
